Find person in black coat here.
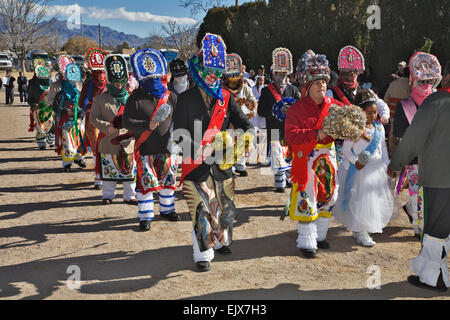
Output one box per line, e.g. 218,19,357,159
257,48,300,193
4,71,15,104
18,71,28,103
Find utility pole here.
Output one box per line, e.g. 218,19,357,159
235,0,239,6
98,24,102,48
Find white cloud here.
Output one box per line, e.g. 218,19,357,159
45,3,198,25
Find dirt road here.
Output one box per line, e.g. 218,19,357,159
0,72,448,300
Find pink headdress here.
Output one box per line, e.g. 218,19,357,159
409,52,442,88
57,55,76,77
338,46,365,74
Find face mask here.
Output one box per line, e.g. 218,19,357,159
273,73,287,88
411,83,433,106
173,75,188,94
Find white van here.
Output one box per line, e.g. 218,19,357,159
0,53,13,71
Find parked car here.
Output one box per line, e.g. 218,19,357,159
0,53,13,71
122,54,132,73
25,50,52,72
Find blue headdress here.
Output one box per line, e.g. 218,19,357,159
188,33,227,101
131,48,168,98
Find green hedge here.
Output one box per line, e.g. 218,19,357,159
197,0,449,90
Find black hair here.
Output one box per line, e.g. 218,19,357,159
359,100,377,110
355,88,377,110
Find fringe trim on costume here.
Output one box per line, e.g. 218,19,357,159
296,222,318,250
316,217,331,242
192,230,214,263
410,234,450,288
213,235,223,250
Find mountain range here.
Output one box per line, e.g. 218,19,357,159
43,18,160,48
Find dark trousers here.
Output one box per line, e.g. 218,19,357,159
5,88,14,104
423,187,450,239
19,90,28,103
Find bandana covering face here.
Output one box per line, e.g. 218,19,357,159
338,74,358,90
139,77,167,98
273,72,288,89
188,55,223,102
107,84,129,105
91,70,107,93
411,84,433,106
61,80,80,105
173,74,189,94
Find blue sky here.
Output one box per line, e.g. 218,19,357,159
46,0,258,38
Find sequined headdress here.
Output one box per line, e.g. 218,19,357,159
104,54,129,84
338,46,365,74
272,48,293,74
85,48,107,71
131,48,168,81
225,53,243,77
297,49,331,88
409,52,442,88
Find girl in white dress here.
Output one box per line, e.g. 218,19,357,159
334,89,394,247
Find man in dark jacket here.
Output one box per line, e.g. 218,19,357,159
18,71,28,103
173,34,253,272
123,48,180,232
257,48,300,193
4,71,15,104
388,60,450,292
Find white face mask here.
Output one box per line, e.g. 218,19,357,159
273,72,288,88
173,74,188,93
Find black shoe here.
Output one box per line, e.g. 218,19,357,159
235,169,248,177
300,249,317,259
63,164,72,173
407,275,448,292
139,220,151,231
286,181,293,188
196,261,211,272
215,246,232,255
39,146,46,150
123,199,138,205
74,159,86,168
102,199,112,205
317,240,330,249
403,205,414,224
161,212,181,221
94,184,102,190
275,187,285,193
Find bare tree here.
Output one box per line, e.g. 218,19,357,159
0,0,58,70
178,0,228,17
162,21,199,61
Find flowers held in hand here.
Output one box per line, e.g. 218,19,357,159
322,104,367,141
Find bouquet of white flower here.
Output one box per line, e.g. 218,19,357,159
322,104,366,141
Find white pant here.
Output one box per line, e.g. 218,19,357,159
102,180,136,201
296,217,331,250
137,188,175,221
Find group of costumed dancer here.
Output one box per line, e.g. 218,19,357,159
24,33,449,292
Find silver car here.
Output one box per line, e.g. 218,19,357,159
0,53,13,71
